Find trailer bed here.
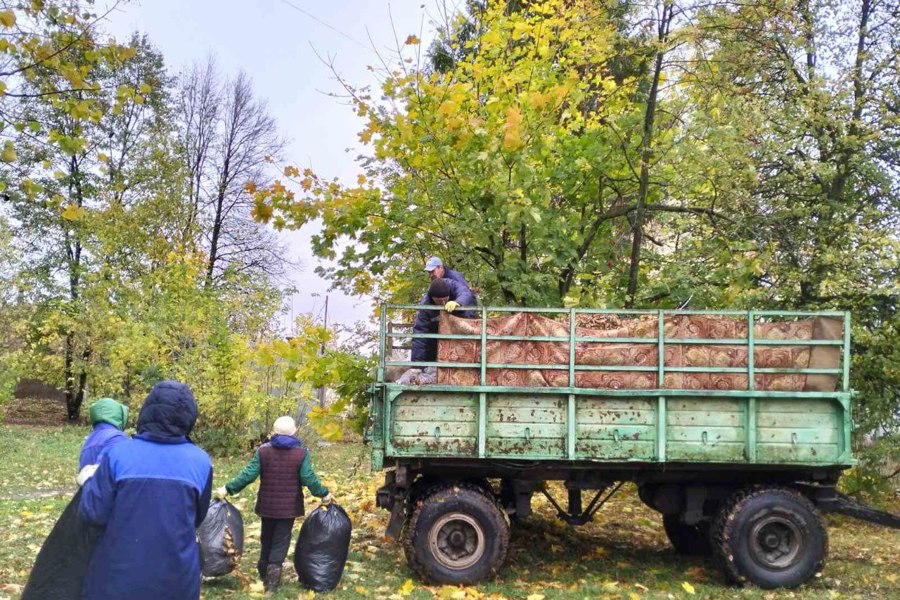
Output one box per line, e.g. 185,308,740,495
371,308,853,472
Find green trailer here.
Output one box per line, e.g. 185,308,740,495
369,305,899,589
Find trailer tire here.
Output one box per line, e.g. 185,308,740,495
711,487,827,589
403,483,509,585
663,514,712,556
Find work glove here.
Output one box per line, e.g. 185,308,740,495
214,486,228,500
444,300,459,312
75,464,98,487
320,493,334,505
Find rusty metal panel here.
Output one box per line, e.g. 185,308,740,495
576,438,656,460
393,404,475,422
381,386,850,467
577,398,656,425
392,435,477,456
576,424,656,460
485,394,566,458
486,437,566,457
666,398,747,461
757,443,840,463
389,391,477,457
757,399,841,463
575,398,656,460
488,406,566,424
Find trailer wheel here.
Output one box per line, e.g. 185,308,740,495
663,514,712,556
711,487,827,588
403,483,509,584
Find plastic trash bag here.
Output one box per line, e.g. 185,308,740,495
22,488,102,600
198,499,244,577
293,503,352,591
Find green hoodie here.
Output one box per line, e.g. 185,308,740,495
89,398,129,430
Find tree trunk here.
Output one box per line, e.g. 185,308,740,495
206,193,224,285
64,333,78,420
625,1,673,308
64,153,86,420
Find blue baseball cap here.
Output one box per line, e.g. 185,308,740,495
424,256,443,272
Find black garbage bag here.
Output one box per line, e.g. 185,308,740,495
293,503,352,592
22,488,102,600
198,499,244,577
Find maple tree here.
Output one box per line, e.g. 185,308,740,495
253,0,899,473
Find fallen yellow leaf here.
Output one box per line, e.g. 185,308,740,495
435,586,468,600
682,581,696,595
398,578,415,595
248,581,265,595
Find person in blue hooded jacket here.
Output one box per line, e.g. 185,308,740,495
410,277,478,366
79,380,213,600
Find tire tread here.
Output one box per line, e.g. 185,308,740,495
402,482,509,584
710,486,827,588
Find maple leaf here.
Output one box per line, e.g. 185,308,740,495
61,203,85,222
502,106,524,151
1,142,16,163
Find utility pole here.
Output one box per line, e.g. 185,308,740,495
317,295,328,407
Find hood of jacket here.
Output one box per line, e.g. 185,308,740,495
269,434,302,449
136,380,198,443
89,397,129,430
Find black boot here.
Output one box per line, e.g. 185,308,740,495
256,561,266,582
264,564,282,595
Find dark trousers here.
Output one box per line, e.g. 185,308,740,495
257,517,295,577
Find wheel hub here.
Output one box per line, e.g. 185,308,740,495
428,512,486,570
448,530,466,547
750,515,803,569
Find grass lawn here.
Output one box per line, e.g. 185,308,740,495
0,423,898,600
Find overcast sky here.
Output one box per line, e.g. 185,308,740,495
106,0,439,330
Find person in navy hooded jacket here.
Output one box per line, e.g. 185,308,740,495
79,380,213,600
423,256,473,290
411,277,478,365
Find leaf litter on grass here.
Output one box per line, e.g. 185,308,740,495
2,426,900,600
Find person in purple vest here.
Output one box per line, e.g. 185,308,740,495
216,415,332,594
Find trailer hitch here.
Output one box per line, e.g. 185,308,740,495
824,492,900,529
796,484,900,529
540,482,624,526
